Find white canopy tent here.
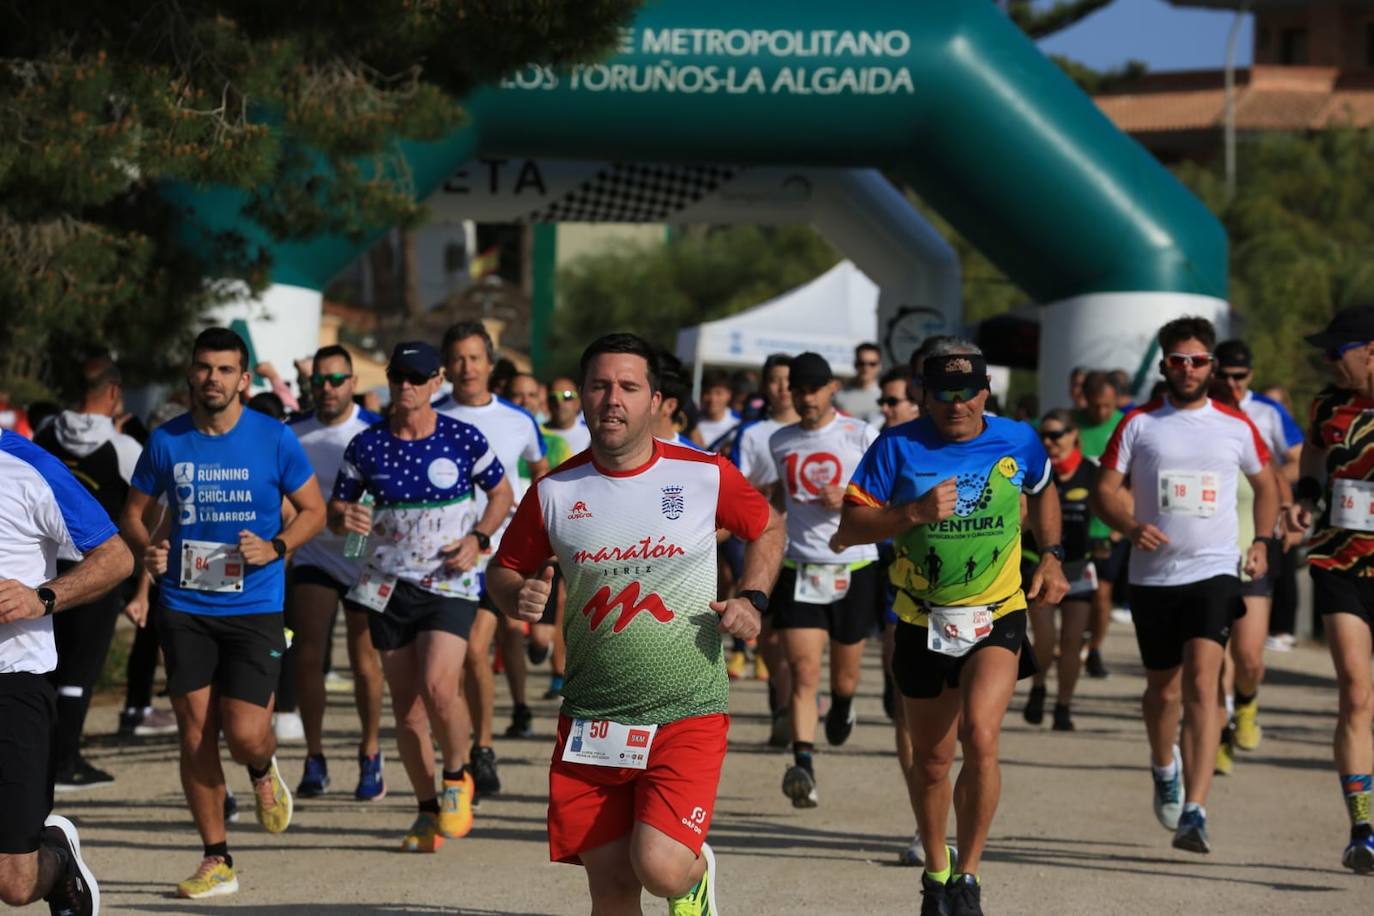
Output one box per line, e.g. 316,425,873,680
675,260,879,394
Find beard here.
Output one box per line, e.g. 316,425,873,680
1165,369,1213,404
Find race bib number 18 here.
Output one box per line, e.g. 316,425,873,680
1158,469,1219,518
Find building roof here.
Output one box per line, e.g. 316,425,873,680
1094,65,1374,133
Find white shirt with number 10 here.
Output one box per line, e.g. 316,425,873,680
769,414,879,564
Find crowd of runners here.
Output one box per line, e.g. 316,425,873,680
1,307,1373,916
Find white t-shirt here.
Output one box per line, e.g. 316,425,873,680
1102,398,1270,586
289,404,381,586
434,394,545,550
547,421,590,456
1238,390,1297,466
696,411,739,451
769,414,880,564
0,431,120,674
731,417,784,489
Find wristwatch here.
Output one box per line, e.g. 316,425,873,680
1041,544,1066,563
271,537,288,560
738,589,769,614
471,530,492,551
36,586,56,616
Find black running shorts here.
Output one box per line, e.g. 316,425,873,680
1311,567,1374,628
770,562,879,646
0,673,56,854
1128,575,1242,671
289,563,363,608
892,611,1036,700
363,580,478,651
160,608,287,707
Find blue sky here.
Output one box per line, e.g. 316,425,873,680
1036,0,1254,71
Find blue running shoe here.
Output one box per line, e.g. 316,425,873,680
1342,824,1374,874
355,752,386,802
296,754,329,798
1172,808,1210,854
1152,745,1183,830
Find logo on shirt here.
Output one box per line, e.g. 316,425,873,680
627,728,652,748
661,485,684,520
572,537,686,565
567,500,594,520
174,462,196,484
580,581,675,633
427,457,459,489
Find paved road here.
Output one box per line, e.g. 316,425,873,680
51,623,1372,914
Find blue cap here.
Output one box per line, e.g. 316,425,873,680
388,341,441,377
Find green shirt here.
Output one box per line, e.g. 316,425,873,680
1076,409,1123,541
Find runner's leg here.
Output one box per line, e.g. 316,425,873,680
580,835,642,916
1329,613,1374,778
904,687,961,871
783,628,827,746
344,609,383,757
630,821,705,899
1056,599,1091,706
416,630,472,771
381,643,435,801
953,646,1019,875
1142,667,1183,768
171,687,227,846
220,694,277,771
828,638,864,699
499,615,528,708
1027,600,1054,689
1231,595,1270,701
1179,638,1225,806
287,580,336,757
464,610,497,748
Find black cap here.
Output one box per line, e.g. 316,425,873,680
1305,305,1374,351
1215,340,1252,369
922,352,990,391
788,352,834,389
388,341,442,377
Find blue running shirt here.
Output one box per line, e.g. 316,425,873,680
332,414,505,596
131,410,315,616
846,416,1051,626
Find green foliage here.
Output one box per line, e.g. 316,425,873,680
0,1,639,396
549,226,839,376
1175,127,1374,410
1005,0,1115,39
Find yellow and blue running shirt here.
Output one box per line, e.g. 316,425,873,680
845,416,1051,626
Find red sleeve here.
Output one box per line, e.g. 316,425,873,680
715,457,770,540
493,485,553,575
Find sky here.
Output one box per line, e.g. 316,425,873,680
1036,0,1254,72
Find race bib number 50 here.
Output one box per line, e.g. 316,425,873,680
562,719,658,769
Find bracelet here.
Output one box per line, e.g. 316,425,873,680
1295,476,1323,504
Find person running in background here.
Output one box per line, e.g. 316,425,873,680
544,376,591,456
695,369,739,451
1076,370,1125,680
834,342,885,427
1021,409,1098,733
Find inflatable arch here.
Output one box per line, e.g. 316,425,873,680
172,0,1228,409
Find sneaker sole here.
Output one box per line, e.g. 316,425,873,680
296,784,329,798
355,785,388,802
258,757,294,834
54,780,115,793
178,876,240,899
1343,845,1374,873
701,842,719,914
132,726,179,737
1172,829,1210,854
44,815,101,915
782,769,818,808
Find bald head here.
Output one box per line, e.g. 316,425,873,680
78,356,123,416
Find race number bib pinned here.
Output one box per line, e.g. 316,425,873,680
794,563,852,605
561,719,658,769
180,539,245,593
346,566,399,613
926,604,995,658
1331,478,1374,533
1158,469,1219,518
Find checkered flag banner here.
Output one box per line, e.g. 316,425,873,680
524,163,739,223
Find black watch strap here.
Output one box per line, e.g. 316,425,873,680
1042,544,1066,562
36,586,56,616
738,589,769,614
471,530,491,551
271,537,287,560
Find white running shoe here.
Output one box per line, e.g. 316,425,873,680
273,711,305,743
1152,744,1183,830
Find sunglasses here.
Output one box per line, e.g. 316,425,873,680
877,396,908,407
856,360,880,369
1325,340,1368,362
1040,428,1070,441
310,372,352,388
931,387,980,404
386,368,435,386
1219,370,1250,382
551,389,578,402
1163,353,1213,370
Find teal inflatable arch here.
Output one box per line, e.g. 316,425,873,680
174,0,1228,409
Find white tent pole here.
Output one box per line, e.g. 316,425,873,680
691,343,704,405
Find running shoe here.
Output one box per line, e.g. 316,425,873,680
54,758,115,792
296,753,329,798
1342,824,1374,874
1051,703,1074,732
1264,633,1295,652
898,829,923,867
919,871,949,916
273,711,305,743
224,789,239,824
401,812,443,853
1152,745,1183,830
356,751,386,801
323,670,354,694
1172,808,1211,854
946,874,982,916
470,746,501,796
1215,729,1234,777
505,703,534,738
1110,607,1134,625
251,756,293,834
1022,685,1046,725
726,649,747,680
753,652,769,681
176,856,237,899
1085,648,1109,679
41,815,99,915
527,639,551,666
782,764,818,808
824,701,856,747
768,709,792,749
119,705,178,738
438,771,475,838
667,842,718,915
1233,698,1262,751
544,674,564,700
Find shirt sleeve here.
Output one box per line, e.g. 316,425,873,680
276,424,316,494
493,485,553,574
1021,427,1053,495
1100,413,1135,475
1276,402,1303,449
522,414,547,463
1238,416,1270,476
130,431,164,498
715,457,770,541
26,442,119,553
469,428,507,492
845,432,898,508
331,436,366,502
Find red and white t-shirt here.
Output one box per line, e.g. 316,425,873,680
769,414,880,564
494,440,770,726
1102,398,1270,586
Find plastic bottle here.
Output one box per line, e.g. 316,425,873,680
343,492,375,559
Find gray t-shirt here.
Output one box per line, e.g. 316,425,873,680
833,383,882,427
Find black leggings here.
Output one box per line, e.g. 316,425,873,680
123,594,163,711
48,584,123,773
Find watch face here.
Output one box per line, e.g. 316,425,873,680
883,305,951,368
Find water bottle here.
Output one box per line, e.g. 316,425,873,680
343,492,375,559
